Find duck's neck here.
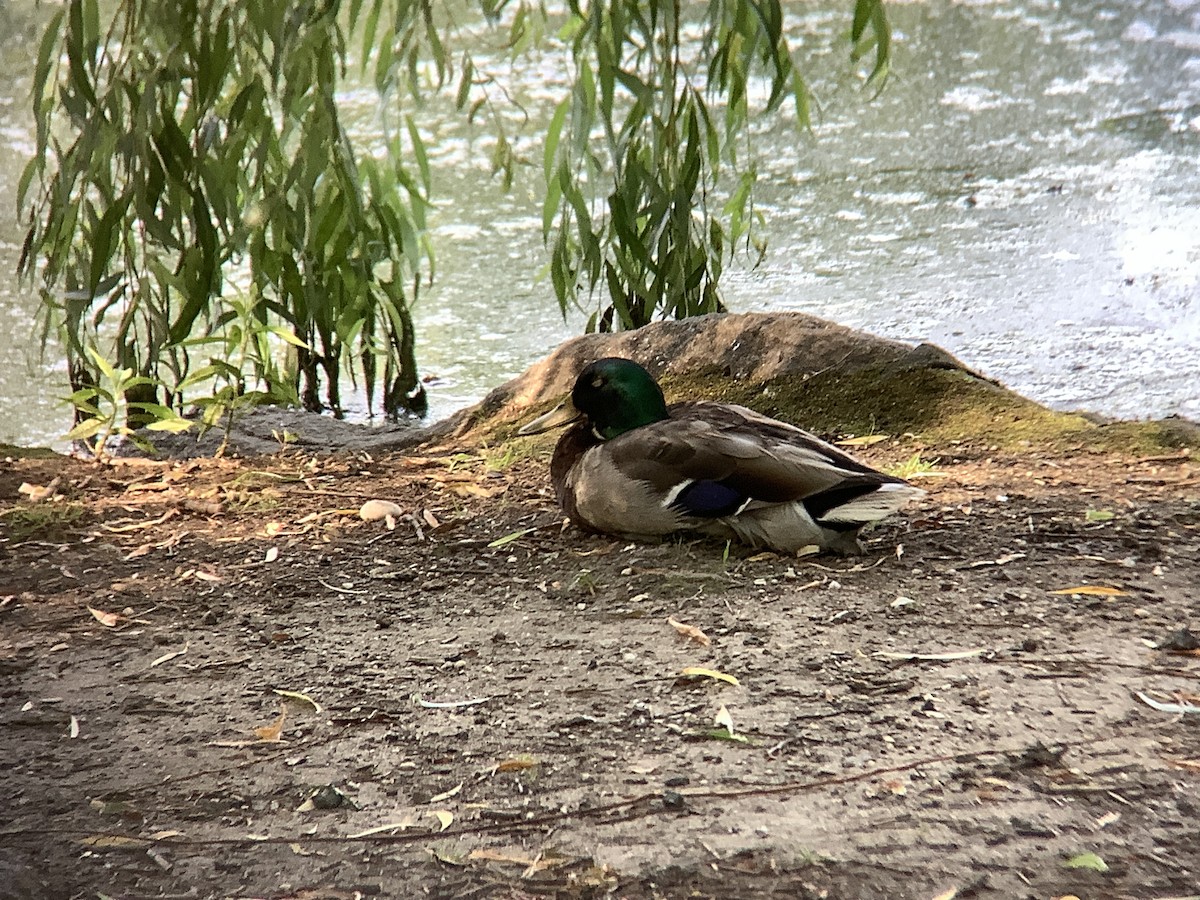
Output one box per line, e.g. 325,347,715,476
550,424,597,518
590,397,669,440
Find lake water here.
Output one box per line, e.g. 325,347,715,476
2,0,1198,448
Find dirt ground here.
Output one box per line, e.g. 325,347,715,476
1,437,1198,900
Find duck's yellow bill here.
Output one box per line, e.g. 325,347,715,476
517,399,582,435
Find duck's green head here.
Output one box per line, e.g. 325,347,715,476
518,357,668,440
572,357,669,439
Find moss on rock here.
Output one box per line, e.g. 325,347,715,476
660,366,1198,454
412,313,1198,457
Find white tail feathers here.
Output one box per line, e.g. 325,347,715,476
818,483,926,525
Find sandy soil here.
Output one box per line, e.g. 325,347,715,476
1,439,1198,900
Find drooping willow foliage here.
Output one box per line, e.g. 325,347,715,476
546,0,887,331
21,0,438,421
19,0,889,427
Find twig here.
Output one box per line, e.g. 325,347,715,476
0,730,1136,850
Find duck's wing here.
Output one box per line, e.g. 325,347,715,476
606,402,919,524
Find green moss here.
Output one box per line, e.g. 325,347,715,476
1,502,88,542
0,443,62,459
659,366,1200,453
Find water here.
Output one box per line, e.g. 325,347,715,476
2,0,1198,448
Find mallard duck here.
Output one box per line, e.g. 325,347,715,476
519,357,923,554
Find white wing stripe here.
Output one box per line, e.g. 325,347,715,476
660,478,695,508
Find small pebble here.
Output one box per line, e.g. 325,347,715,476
661,790,685,809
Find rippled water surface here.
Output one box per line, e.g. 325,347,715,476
2,0,1198,447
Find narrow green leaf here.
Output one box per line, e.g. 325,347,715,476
611,70,651,109
487,527,538,548
572,62,597,164
543,97,570,181
87,196,130,300
65,418,106,441
405,116,431,194
66,387,100,405
82,0,99,50
65,1,98,107
32,8,66,123
455,54,474,109
266,326,312,350
851,0,877,42
360,0,382,78
143,417,195,434
1063,852,1108,873
703,727,751,744
542,166,564,238
791,69,811,130
85,347,117,382
17,156,42,214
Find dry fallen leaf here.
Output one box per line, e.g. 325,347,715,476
1134,691,1200,715
876,648,984,662
416,695,491,709
680,666,740,686
428,810,454,832
837,434,889,447
348,819,417,839
150,643,189,668
446,482,498,499
930,889,958,900
18,477,61,502
468,849,540,867
254,707,287,742
101,510,177,533
87,606,123,628
273,689,321,713
183,498,223,517
1049,585,1127,596
714,704,735,735
495,757,539,773
428,782,463,804
79,835,149,849
667,616,711,647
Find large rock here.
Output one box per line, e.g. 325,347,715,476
498,311,968,404
410,311,987,447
